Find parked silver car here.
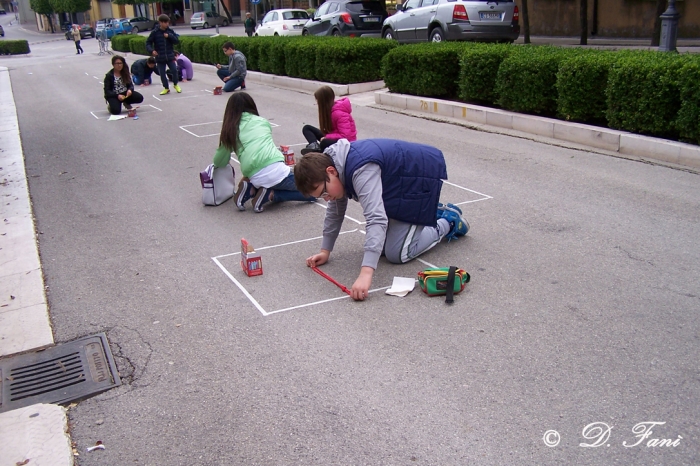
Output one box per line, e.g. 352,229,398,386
382,0,519,43
190,11,229,29
129,17,157,33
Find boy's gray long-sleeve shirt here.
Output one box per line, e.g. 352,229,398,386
321,139,388,270
222,51,247,79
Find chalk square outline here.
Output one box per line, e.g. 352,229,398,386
212,180,492,316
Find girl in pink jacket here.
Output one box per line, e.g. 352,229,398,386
301,86,357,155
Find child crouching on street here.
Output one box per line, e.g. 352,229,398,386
213,92,316,212
294,139,469,301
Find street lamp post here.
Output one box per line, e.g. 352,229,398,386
659,0,680,52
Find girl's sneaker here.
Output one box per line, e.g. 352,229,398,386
252,188,273,213
234,178,255,211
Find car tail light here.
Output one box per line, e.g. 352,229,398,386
340,12,352,24
453,5,468,21
283,24,288,30
513,5,519,22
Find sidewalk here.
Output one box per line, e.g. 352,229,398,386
0,66,73,465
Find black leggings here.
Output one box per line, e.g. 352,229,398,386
106,92,144,115
302,125,324,144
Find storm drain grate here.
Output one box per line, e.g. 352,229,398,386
0,333,121,413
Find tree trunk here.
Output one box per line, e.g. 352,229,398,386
651,0,667,46
580,0,588,45
521,0,530,44
591,0,598,35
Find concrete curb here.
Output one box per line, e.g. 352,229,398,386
228,70,385,96
374,90,700,170
0,67,70,465
0,67,54,358
0,403,73,466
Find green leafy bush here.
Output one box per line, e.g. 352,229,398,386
203,35,233,65
496,46,567,115
606,52,686,138
556,50,620,123
381,42,463,96
0,40,30,55
285,37,321,80
674,58,700,144
315,38,395,84
110,35,132,53
255,36,288,75
128,36,148,55
458,43,514,105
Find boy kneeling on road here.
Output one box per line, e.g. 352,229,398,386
294,139,469,301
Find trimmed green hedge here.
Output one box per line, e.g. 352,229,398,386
606,52,686,138
112,32,700,147
458,43,513,105
381,42,462,97
496,46,567,115
556,50,620,123
285,37,322,80
0,40,31,55
675,59,700,144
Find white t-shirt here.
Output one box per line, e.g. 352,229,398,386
250,161,289,189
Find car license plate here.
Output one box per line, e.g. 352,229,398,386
363,17,379,22
479,12,502,20
293,24,302,29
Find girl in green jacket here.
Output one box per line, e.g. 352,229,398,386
214,92,316,212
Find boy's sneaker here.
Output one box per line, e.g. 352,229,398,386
437,203,469,241
252,187,273,213
300,141,321,155
436,202,462,218
160,88,170,95
174,84,182,93
241,81,246,90
233,178,255,211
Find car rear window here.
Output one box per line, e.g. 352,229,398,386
345,1,385,12
283,11,309,20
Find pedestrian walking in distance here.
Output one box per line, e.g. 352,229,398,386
71,25,83,54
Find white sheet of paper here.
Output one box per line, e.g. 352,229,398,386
385,277,416,297
108,114,127,121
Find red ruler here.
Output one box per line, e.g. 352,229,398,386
311,266,352,296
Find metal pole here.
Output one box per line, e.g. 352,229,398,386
659,0,680,52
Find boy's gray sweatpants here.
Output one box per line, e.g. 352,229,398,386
384,218,450,264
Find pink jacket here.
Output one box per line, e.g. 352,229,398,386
325,98,357,141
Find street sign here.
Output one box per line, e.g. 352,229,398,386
251,0,260,4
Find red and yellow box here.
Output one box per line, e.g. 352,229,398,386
241,238,263,276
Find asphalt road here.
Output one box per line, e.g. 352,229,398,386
2,38,699,465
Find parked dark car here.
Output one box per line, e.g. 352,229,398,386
64,24,95,40
302,0,387,38
382,0,519,43
129,16,157,33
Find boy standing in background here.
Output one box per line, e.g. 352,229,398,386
146,14,181,95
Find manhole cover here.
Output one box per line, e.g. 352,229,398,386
0,333,121,413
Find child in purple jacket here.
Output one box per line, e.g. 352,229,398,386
175,51,194,81
301,86,357,155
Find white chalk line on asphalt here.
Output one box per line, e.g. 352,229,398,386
212,229,359,316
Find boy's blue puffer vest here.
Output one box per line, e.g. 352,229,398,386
344,139,447,227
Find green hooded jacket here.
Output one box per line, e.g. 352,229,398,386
213,113,283,177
